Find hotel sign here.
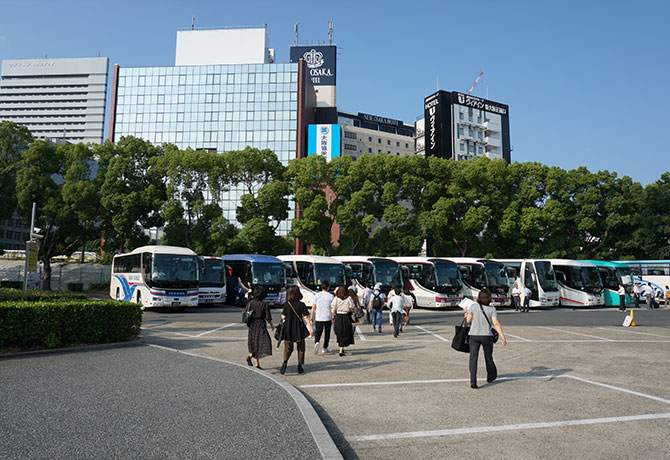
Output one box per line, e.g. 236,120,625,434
290,45,337,86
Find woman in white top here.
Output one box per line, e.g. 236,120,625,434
465,288,507,389
331,285,355,356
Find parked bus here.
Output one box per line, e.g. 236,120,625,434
498,259,560,308
581,260,634,307
333,256,403,297
278,255,346,307
448,257,511,307
198,256,226,306
110,245,199,311
614,260,670,303
221,254,286,307
391,257,463,308
547,259,604,306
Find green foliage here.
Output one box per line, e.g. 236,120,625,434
0,121,33,222
0,288,87,302
66,282,84,292
88,281,111,291
0,299,141,350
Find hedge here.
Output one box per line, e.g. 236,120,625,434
66,282,84,291
0,300,142,351
0,288,87,302
0,281,22,289
88,281,110,291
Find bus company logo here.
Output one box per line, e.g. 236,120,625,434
320,126,330,134
303,49,324,69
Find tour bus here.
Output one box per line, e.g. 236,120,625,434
333,256,403,300
547,259,604,306
391,257,463,308
197,256,226,306
278,255,346,307
614,260,670,303
110,245,199,311
581,260,634,307
221,254,286,307
497,259,560,308
447,258,511,307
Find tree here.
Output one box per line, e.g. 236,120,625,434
223,146,285,195
0,121,33,222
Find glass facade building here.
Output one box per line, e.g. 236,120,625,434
111,63,302,234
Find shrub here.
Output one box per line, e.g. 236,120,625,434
0,300,142,350
0,281,22,289
88,281,110,291
66,282,84,292
0,288,87,302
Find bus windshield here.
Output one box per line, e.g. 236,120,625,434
616,267,634,287
152,254,199,288
314,263,346,288
252,262,285,286
558,266,603,293
433,261,462,290
484,262,508,289
372,260,401,287
534,261,558,292
200,258,225,287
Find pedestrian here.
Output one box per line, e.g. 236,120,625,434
633,282,640,308
279,285,313,375
464,288,507,389
511,281,522,312
617,283,626,311
362,283,373,323
647,284,655,309
388,287,405,338
332,285,355,356
665,286,670,306
367,283,386,333
402,288,415,328
523,285,532,312
311,280,334,355
244,286,274,369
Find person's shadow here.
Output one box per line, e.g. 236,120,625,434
486,365,573,387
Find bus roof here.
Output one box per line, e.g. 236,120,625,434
332,256,396,264
581,260,630,268
615,260,670,264
221,254,283,263
391,256,457,265
447,257,503,265
546,259,597,267
122,245,197,256
277,255,344,264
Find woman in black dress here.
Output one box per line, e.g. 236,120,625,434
332,285,355,356
280,285,313,375
245,286,274,369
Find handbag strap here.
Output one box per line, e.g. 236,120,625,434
478,303,494,328
287,301,302,320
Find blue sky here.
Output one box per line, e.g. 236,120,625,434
1,0,668,185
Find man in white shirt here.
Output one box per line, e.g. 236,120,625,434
617,284,626,311
633,283,640,308
367,283,386,333
311,280,334,354
522,285,532,312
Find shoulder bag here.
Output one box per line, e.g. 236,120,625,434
242,304,254,327
478,303,500,343
451,317,470,353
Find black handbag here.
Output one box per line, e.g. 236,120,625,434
479,303,499,343
451,317,470,353
242,305,254,327
274,321,283,341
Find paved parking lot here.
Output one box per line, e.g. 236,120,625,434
141,306,670,459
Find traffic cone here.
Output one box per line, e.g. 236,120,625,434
629,309,637,327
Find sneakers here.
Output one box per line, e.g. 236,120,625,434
314,341,321,355
320,348,330,354
280,361,287,375
378,329,382,333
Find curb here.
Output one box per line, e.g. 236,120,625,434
147,342,343,460
0,339,143,360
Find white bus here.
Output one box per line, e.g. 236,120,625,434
391,257,463,308
498,259,560,308
448,257,511,307
547,259,604,307
615,260,670,303
198,256,226,306
278,255,346,307
111,245,199,311
333,256,403,298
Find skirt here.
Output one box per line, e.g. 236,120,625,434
282,316,309,343
247,319,272,359
334,313,355,347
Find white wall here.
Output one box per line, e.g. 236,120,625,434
175,28,271,65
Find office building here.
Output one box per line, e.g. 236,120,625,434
0,57,108,143
338,111,415,160
418,90,510,162
0,212,27,251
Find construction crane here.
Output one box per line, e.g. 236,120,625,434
467,71,484,95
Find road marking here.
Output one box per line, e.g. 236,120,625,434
356,327,366,341
351,413,670,441
564,375,670,404
538,326,614,341
300,374,559,389
141,328,199,337
504,333,533,342
595,327,670,338
194,323,237,337
142,320,171,328
413,325,449,342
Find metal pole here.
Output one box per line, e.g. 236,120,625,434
23,203,36,291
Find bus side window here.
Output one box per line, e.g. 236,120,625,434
142,253,152,279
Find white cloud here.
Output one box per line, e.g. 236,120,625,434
0,36,7,41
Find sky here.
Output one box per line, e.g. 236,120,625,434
1,0,668,185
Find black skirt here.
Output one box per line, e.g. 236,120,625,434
282,315,309,343
334,313,355,347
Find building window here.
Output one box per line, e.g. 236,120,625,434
468,127,473,137
468,144,475,153
368,147,372,153
405,143,409,148
396,141,400,147
369,136,372,142
478,146,483,154
378,149,382,153
458,126,464,137
344,131,357,139
378,138,381,143
344,143,357,151
460,143,465,151
387,140,391,145
459,112,463,120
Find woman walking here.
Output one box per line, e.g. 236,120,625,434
332,285,355,356
464,288,507,388
280,285,313,375
244,286,274,369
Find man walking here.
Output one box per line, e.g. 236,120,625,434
367,283,386,333
523,285,532,312
311,280,334,354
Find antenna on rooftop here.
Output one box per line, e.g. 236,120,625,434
191,16,195,30
328,21,334,44
467,71,484,95
294,22,299,45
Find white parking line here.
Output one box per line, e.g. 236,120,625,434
538,326,614,341
194,323,237,337
595,327,670,338
141,328,198,337
300,374,558,389
504,333,533,342
564,375,670,404
413,325,449,342
351,413,670,441
356,327,366,341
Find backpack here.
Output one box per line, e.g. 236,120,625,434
371,292,382,310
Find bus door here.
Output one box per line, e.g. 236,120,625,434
523,262,539,301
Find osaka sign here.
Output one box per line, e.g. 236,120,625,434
290,45,337,86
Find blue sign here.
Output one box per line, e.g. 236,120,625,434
308,124,341,162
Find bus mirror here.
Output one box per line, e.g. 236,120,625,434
226,265,233,277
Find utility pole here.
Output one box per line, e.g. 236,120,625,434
23,203,40,291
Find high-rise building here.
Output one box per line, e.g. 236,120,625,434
417,90,510,162
0,57,108,143
338,111,415,160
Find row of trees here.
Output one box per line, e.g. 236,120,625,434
1,120,668,288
